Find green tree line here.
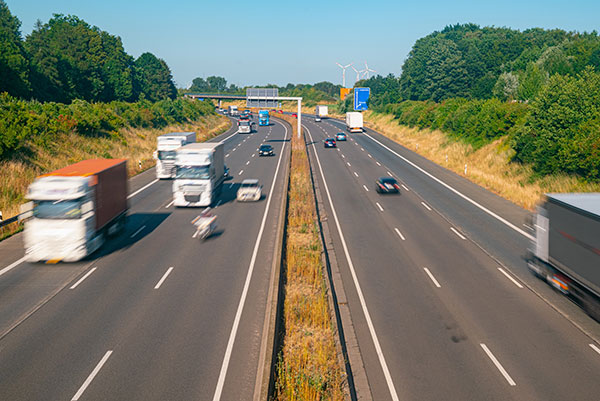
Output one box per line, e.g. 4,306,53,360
0,1,176,103
186,76,340,105
348,24,600,179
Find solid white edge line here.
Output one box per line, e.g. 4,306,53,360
450,227,466,240
154,267,174,289
394,228,406,241
130,225,145,238
304,124,400,401
480,343,516,386
423,267,441,288
220,130,240,143
363,185,369,192
212,119,288,401
590,343,600,355
421,201,432,211
498,267,524,288
376,202,384,212
71,350,113,400
127,179,158,199
165,199,174,208
362,131,534,240
70,267,97,290
0,256,26,277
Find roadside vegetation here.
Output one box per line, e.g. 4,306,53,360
274,115,346,400
333,23,600,208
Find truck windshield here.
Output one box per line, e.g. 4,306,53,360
158,150,177,160
176,165,210,179
33,199,83,219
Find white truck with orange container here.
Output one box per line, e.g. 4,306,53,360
20,159,128,262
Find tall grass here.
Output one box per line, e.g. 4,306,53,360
362,111,600,210
0,114,229,240
274,115,346,400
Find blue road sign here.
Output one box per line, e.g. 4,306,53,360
354,87,370,111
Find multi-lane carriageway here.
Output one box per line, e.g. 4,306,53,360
302,116,600,401
0,111,599,400
0,118,291,400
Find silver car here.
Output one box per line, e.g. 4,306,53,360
237,179,262,202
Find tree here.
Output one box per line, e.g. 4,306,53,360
0,0,30,98
517,62,547,100
493,72,519,100
206,76,227,92
25,14,135,102
133,52,177,101
190,77,209,92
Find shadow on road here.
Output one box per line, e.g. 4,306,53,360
91,212,170,259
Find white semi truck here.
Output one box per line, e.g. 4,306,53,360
228,105,238,116
20,159,128,262
528,193,600,321
345,112,363,133
173,142,225,207
154,132,196,179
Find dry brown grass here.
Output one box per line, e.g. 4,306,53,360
361,111,600,210
0,114,230,240
274,115,346,400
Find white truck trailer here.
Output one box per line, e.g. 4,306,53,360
528,193,600,320
173,142,225,207
345,112,363,133
228,105,238,116
155,132,196,179
21,159,128,262
315,105,328,122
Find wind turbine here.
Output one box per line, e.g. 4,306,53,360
360,61,377,79
351,65,361,85
336,62,353,88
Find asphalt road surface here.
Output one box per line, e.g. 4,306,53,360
303,116,600,401
0,115,290,401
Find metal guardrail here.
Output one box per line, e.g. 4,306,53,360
0,214,20,229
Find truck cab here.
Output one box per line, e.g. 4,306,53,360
259,110,269,126
173,143,225,207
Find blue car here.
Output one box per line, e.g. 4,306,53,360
324,138,336,148
336,132,347,141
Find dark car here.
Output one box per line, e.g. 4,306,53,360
324,138,336,148
239,113,250,121
335,132,347,141
375,177,400,193
258,144,274,156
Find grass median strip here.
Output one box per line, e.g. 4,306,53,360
274,115,346,400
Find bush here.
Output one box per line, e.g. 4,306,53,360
0,94,215,159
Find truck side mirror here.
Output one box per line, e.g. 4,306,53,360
19,201,34,222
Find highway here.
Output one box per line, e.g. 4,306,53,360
0,116,290,400
302,116,600,401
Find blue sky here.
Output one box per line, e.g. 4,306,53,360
6,0,600,88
